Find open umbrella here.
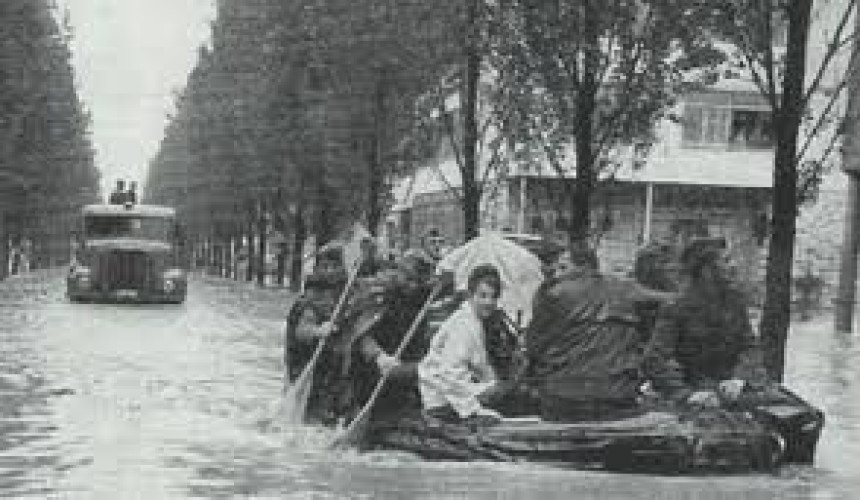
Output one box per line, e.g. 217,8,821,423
437,233,545,326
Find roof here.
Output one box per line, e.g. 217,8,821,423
394,146,773,207
624,149,773,188
83,204,176,218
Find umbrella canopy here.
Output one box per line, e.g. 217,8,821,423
437,233,545,326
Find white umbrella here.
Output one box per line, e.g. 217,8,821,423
437,233,545,326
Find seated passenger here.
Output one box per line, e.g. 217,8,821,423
526,245,675,421
418,264,512,423
644,237,769,408
633,240,679,345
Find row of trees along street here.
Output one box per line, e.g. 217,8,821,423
0,0,101,280
144,0,854,382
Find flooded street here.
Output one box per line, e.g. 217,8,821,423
0,270,858,499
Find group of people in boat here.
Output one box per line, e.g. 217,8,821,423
284,229,777,430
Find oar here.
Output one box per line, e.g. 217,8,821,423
330,279,447,449
282,257,363,424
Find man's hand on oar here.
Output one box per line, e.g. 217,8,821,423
330,280,447,449
282,257,363,425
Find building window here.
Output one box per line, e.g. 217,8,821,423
729,109,773,149
683,104,773,149
683,105,730,145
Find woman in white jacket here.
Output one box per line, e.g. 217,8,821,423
418,264,507,423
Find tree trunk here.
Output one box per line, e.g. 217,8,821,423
224,237,233,279
315,179,334,246
367,77,387,237
569,1,599,248
0,221,7,281
245,223,255,282
759,0,812,382
214,243,223,277
230,236,238,280
276,243,286,286
256,207,267,287
462,0,481,242
290,204,306,292
760,135,799,382
207,238,216,275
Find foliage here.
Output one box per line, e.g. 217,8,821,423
488,0,725,245
0,0,100,272
705,0,854,381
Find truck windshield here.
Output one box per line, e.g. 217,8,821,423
85,216,173,241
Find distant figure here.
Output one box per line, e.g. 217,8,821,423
108,180,126,205
127,182,138,204
403,228,446,273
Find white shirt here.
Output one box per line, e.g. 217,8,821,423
418,301,499,418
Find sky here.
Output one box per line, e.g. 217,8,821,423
60,0,216,195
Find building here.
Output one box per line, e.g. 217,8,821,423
387,79,774,290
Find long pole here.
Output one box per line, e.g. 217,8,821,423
835,175,860,332
834,8,860,333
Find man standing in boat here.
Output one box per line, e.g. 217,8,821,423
417,264,515,424
525,244,675,421
643,237,769,408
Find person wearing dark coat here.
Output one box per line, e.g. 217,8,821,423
643,237,769,408
283,271,346,424
526,245,675,421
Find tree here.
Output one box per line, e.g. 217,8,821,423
490,0,724,248
710,0,855,381
0,0,99,273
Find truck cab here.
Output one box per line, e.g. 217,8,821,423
67,203,187,303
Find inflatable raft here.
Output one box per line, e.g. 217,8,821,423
366,387,823,474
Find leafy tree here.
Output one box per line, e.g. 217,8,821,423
0,0,99,274
489,0,724,248
708,0,855,381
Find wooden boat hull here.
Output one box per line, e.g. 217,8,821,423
367,388,823,474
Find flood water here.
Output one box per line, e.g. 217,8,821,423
0,269,857,499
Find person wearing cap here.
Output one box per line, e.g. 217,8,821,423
525,244,675,421
643,237,768,408
283,269,345,424
403,227,446,269
108,180,127,205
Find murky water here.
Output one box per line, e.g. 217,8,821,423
0,270,857,499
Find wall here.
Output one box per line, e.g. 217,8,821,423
795,172,851,306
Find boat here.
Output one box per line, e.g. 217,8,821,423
326,236,825,474
365,388,823,474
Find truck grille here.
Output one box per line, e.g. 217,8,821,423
100,251,151,290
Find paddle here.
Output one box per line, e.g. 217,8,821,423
282,256,363,424
330,279,447,449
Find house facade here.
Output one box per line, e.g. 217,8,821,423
386,80,776,294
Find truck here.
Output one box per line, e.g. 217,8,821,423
66,202,187,303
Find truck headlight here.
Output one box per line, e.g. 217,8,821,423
73,266,92,288
162,268,184,293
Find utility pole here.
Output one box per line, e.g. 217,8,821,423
834,6,860,333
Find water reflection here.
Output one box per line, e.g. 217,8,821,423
0,271,856,499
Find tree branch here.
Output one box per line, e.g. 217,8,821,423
761,1,779,112
796,47,856,162
441,104,466,178
802,0,856,105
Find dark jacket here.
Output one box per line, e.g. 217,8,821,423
644,280,767,399
526,269,669,404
